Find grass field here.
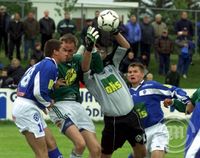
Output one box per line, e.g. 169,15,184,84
0,120,189,158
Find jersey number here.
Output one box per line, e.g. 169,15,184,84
20,66,36,87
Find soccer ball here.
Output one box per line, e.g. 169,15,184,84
97,9,120,32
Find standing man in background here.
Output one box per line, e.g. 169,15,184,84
8,12,24,60
140,15,154,67
0,5,10,57
39,10,56,51
124,15,141,58
23,11,40,60
57,12,76,37
152,14,168,62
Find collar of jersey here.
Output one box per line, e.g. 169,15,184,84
131,80,144,91
45,57,58,68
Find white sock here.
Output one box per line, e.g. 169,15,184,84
70,150,82,158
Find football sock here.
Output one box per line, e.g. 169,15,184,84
128,153,134,158
70,150,82,158
48,147,63,158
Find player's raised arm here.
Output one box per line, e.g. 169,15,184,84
81,26,99,72
114,32,130,49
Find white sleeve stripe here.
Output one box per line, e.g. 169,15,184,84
33,72,50,107
139,88,172,96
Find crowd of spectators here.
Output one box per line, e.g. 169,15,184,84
0,5,199,88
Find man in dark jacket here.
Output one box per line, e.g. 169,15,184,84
155,29,173,75
23,11,40,60
57,12,76,36
39,10,55,50
8,12,24,60
0,5,10,57
175,11,193,38
140,15,154,67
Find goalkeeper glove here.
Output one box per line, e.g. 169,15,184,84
85,26,99,52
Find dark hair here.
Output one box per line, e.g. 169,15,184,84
60,33,78,47
44,39,62,57
128,62,145,73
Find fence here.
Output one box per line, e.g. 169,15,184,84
0,1,200,54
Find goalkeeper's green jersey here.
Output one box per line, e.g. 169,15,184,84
51,53,103,103
173,88,200,112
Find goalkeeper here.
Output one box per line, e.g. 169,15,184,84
164,89,200,158
83,27,147,158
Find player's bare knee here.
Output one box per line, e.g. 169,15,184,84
75,140,86,153
90,143,101,157
133,144,147,158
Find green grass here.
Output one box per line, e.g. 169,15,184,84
0,120,189,158
148,52,200,88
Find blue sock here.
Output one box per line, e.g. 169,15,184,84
48,147,63,158
128,153,134,158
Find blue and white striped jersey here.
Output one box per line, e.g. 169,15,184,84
17,57,58,109
129,80,190,128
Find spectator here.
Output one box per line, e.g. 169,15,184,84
140,15,154,67
155,29,173,75
124,15,141,58
25,58,37,71
175,11,193,38
145,72,153,81
165,64,180,87
0,61,3,69
139,53,148,68
39,10,55,51
81,19,93,45
92,10,100,29
7,58,25,86
152,14,168,39
118,15,127,37
152,14,168,62
0,5,10,57
0,68,8,88
175,27,195,79
23,11,40,60
8,12,24,60
197,21,200,49
31,42,44,63
119,50,139,74
57,12,76,36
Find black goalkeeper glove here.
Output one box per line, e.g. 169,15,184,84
85,26,99,52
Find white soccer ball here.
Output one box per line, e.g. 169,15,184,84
97,9,120,32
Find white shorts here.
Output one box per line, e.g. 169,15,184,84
49,101,95,133
12,97,47,138
145,123,169,156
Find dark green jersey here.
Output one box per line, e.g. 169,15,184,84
51,52,103,103
52,54,83,102
172,88,200,112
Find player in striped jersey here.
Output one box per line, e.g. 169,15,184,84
127,62,192,158
49,30,101,158
12,39,68,158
